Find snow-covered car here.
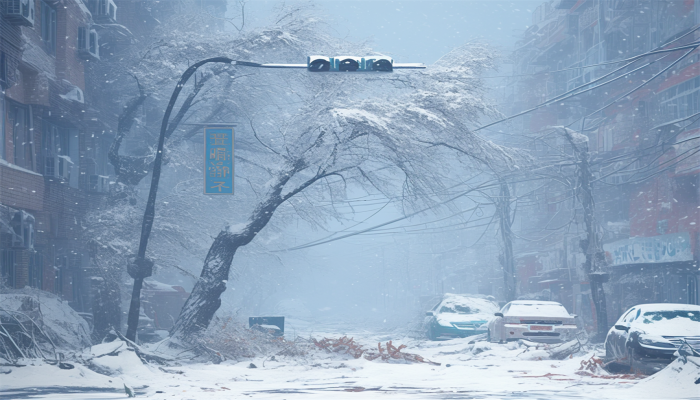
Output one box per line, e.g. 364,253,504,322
604,303,700,373
487,300,577,344
425,294,499,340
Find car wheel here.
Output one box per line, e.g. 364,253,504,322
629,347,641,374
604,341,620,373
605,341,614,362
428,326,437,341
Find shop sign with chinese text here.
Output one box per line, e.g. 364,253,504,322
603,232,693,266
204,127,234,194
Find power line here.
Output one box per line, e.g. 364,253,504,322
474,39,700,133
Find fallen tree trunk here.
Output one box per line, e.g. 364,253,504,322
169,191,285,342
169,160,328,343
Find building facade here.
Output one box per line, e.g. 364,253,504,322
507,0,700,329
1,0,103,315
0,0,225,333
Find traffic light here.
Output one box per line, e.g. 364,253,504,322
307,56,396,72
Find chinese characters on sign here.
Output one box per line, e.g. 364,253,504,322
603,232,693,266
204,127,234,194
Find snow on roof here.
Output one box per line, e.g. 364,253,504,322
634,303,700,312
509,300,563,305
439,293,499,313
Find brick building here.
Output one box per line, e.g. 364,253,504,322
1,0,98,313
506,0,700,329
1,0,226,332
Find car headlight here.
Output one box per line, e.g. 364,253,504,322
638,336,676,348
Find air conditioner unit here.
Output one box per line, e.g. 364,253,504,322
87,0,117,23
78,27,100,60
88,175,110,193
45,156,73,181
4,0,35,26
11,210,35,249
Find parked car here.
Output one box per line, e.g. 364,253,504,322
604,303,700,374
487,300,577,344
425,294,499,340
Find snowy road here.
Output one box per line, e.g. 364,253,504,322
2,322,699,399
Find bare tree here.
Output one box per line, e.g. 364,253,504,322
84,3,334,341
168,44,520,343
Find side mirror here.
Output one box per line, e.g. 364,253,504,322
494,312,504,318
614,324,630,332
425,311,433,317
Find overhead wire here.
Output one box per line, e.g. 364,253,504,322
473,26,700,133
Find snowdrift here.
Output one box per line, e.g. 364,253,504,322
623,356,700,399
0,288,91,361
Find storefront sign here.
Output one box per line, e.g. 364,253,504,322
604,232,693,266
204,127,234,195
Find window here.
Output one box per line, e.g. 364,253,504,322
656,77,700,124
28,251,43,289
0,94,5,160
43,122,69,175
78,27,100,58
621,307,636,323
0,51,6,85
0,249,16,288
11,102,32,170
40,1,56,55
55,255,67,296
43,123,68,157
89,29,98,55
673,175,699,205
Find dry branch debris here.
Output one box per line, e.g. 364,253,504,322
312,336,440,365
576,355,644,380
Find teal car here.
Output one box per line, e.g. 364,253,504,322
426,294,499,340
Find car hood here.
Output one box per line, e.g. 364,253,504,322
436,313,490,326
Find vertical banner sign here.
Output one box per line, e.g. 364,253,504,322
204,127,234,194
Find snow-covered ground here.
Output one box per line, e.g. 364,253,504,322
2,320,699,399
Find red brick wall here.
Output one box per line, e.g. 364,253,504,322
0,164,44,211
42,178,87,241
629,172,700,256
55,0,89,92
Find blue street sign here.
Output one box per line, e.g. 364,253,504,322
204,127,234,194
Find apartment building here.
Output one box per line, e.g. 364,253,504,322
1,0,227,333
1,0,105,315
507,0,700,328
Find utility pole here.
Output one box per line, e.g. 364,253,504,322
561,127,609,342
497,178,516,302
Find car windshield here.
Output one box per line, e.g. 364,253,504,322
440,305,477,314
640,310,700,324
507,303,570,318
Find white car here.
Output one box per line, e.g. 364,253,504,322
487,300,578,344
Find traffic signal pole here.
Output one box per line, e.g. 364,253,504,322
125,56,425,342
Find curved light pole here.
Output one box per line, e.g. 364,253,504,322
125,57,235,342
